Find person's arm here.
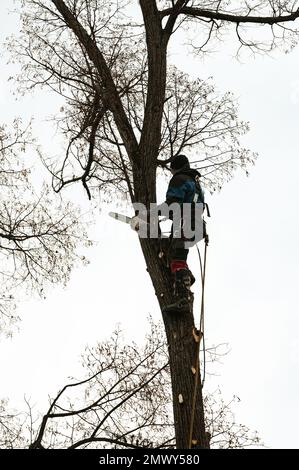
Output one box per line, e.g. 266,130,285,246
157,174,189,219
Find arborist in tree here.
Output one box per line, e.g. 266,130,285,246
160,154,207,314
131,154,207,314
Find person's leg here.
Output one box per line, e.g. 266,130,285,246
169,238,195,285
163,238,195,313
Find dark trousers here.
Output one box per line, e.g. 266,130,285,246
159,234,189,266
169,237,189,263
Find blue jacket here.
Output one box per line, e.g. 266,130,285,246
154,165,206,243
165,167,204,206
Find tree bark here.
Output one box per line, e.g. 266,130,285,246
139,237,208,448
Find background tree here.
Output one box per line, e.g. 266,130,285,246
0,119,89,336
5,319,260,449
9,0,299,448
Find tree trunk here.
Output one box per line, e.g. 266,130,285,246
139,237,208,449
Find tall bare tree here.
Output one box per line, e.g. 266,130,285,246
9,0,299,447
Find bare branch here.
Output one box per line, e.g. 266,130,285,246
160,5,299,25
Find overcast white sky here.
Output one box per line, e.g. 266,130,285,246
1,1,299,449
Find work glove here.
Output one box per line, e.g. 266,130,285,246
130,215,141,232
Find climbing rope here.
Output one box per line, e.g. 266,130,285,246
188,233,209,449
197,240,207,388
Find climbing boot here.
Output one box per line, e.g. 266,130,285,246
163,269,193,314
162,296,191,314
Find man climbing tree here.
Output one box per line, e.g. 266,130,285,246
161,154,206,314
131,153,206,314
10,0,299,449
